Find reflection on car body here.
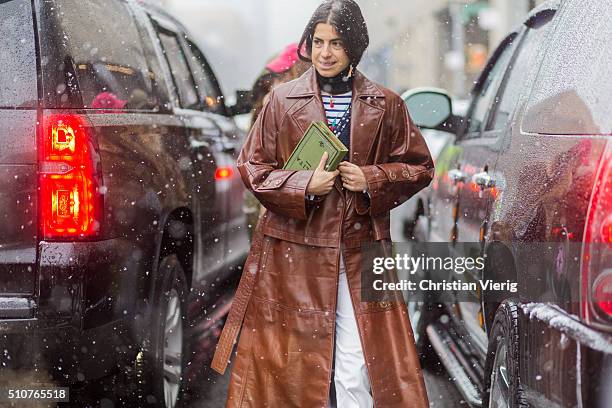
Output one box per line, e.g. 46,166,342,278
404,1,612,407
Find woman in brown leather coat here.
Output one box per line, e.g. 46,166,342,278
212,1,433,406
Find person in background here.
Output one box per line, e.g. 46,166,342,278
251,43,311,127
244,43,311,239
213,1,433,407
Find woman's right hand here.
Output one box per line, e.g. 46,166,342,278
306,152,339,195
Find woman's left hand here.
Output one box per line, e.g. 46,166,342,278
338,161,368,192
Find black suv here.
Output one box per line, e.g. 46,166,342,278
0,0,249,406
404,0,612,407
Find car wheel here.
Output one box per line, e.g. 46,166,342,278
402,217,417,240
137,255,189,408
482,300,527,408
404,227,442,368
402,201,429,241
403,215,426,241
411,301,444,367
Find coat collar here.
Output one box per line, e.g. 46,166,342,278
287,66,385,99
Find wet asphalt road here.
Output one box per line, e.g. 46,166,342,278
64,309,466,408
63,306,466,407
63,329,465,408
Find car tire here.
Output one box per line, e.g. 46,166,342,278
406,266,443,368
404,213,441,368
402,202,427,241
136,255,189,408
482,300,528,408
403,217,418,240
411,301,444,368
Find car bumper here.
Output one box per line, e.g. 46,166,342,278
0,316,135,383
0,237,148,383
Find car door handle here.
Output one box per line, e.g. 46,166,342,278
222,145,236,154
448,169,466,184
472,171,495,190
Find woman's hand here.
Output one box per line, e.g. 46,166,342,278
338,161,368,192
306,152,340,195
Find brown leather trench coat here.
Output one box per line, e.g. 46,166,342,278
212,67,434,407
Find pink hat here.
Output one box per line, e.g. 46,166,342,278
266,43,300,74
91,92,127,110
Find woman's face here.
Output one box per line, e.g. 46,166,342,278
311,23,350,78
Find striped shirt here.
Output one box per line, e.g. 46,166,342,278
321,91,352,133
306,91,354,202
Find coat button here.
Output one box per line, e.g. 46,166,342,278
402,170,410,179
378,301,390,308
389,171,397,181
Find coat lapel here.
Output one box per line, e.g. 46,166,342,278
287,67,326,134
349,71,385,167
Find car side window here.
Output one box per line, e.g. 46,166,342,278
487,14,557,131
157,28,199,109
183,39,226,116
465,35,517,136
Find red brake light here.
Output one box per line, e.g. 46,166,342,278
39,114,101,239
582,143,612,321
215,167,233,181
601,214,612,244
593,273,612,316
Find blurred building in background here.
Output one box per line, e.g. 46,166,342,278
372,0,547,97
153,0,546,101
155,0,322,102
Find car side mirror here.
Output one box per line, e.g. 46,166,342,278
227,90,253,116
402,88,461,134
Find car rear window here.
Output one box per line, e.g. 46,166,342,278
0,0,37,108
523,0,612,135
40,0,163,111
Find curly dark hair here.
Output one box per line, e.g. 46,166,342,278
298,0,369,67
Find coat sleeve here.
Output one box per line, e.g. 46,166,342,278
355,95,435,217
236,89,315,220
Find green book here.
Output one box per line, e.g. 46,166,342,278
283,122,348,171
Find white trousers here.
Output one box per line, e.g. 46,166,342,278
329,254,373,408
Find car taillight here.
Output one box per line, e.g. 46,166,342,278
39,114,102,239
582,142,612,323
215,166,233,181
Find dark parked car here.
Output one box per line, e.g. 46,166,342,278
0,0,250,406
404,0,612,407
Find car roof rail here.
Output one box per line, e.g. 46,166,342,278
524,0,560,28
132,0,187,31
